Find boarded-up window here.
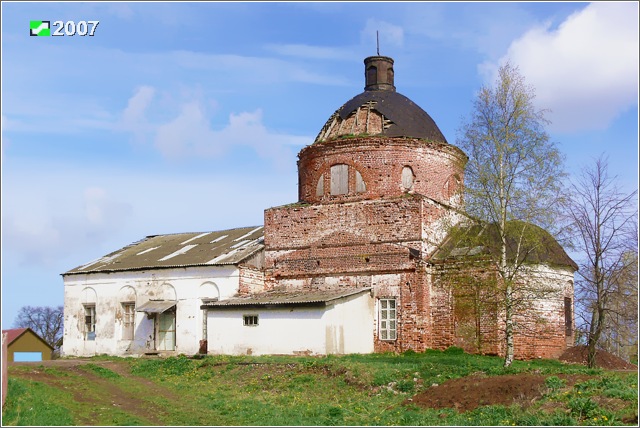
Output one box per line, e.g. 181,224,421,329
356,170,366,193
84,305,96,341
330,164,349,195
316,174,324,197
564,297,572,336
402,166,414,191
122,303,135,341
379,298,397,340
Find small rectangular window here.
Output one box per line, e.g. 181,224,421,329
379,298,397,340
243,315,259,326
84,305,96,341
564,297,572,336
122,303,135,341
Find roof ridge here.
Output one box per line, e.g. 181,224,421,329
144,225,264,238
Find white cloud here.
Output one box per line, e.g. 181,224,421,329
120,85,156,139
115,87,313,166
264,44,355,61
483,2,639,133
3,186,132,267
154,100,220,158
361,19,405,52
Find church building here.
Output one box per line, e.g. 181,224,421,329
62,56,576,359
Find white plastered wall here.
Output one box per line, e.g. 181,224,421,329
206,292,374,356
62,265,239,357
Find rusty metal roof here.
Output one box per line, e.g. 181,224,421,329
202,287,372,309
63,226,264,275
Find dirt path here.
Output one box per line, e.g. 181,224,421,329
9,359,177,425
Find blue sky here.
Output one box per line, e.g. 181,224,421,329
1,1,638,328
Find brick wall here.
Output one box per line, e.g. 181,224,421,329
238,265,265,295
265,197,423,253
433,261,575,359
297,137,467,208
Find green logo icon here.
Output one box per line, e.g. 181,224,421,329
30,20,50,36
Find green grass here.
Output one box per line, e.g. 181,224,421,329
2,378,74,426
79,363,121,379
3,349,637,426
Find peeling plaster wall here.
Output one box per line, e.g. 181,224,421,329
206,292,374,356
62,265,239,357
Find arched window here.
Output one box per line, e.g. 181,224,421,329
118,286,136,341
387,67,394,84
366,66,377,87
356,171,366,193
443,174,461,198
316,174,324,197
318,164,367,197
81,287,97,341
402,166,415,191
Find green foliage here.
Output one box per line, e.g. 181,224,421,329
443,346,465,354
2,378,74,426
544,376,566,393
395,379,415,393
567,396,599,419
80,363,121,379
131,354,195,377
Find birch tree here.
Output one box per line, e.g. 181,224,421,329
456,61,567,367
568,156,638,368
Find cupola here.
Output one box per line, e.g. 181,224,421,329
297,55,467,207
313,56,448,144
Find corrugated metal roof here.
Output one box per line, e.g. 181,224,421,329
63,226,264,275
136,300,176,314
203,287,372,309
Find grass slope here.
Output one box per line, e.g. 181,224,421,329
2,348,637,426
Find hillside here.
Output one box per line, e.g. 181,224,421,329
2,349,637,426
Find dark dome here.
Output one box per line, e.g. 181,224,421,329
314,56,448,144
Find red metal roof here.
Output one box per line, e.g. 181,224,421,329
2,328,53,350
2,328,28,346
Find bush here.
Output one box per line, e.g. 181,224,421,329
443,346,465,355
568,396,599,419
544,376,566,393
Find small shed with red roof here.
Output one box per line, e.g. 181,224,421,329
2,328,54,362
